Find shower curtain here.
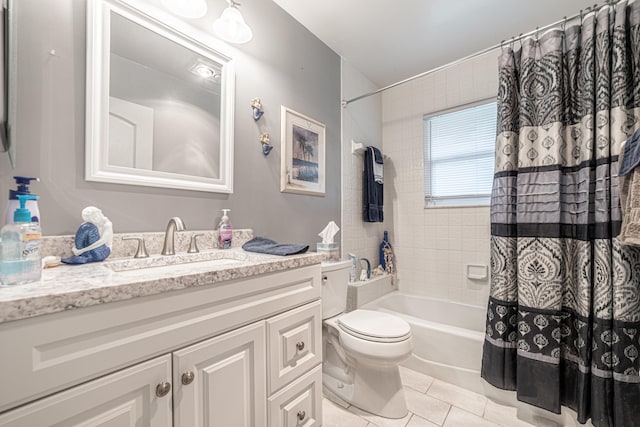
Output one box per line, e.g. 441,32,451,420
481,2,640,426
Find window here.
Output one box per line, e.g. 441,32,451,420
423,101,497,207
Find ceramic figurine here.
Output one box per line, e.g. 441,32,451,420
61,206,113,264
260,133,273,155
251,98,264,121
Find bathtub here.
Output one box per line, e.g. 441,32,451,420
363,291,486,393
363,291,594,427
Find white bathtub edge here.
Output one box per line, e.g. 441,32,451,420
403,354,484,394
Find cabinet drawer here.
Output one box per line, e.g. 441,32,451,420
267,300,322,393
0,355,172,427
268,365,322,427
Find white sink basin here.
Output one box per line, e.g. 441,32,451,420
105,250,250,272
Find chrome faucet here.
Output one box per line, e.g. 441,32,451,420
161,217,186,255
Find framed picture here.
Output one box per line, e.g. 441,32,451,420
280,106,325,196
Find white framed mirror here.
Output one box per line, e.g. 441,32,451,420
86,0,235,193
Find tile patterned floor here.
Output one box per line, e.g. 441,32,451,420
322,366,539,427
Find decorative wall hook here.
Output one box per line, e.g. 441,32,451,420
260,133,273,155
251,98,264,121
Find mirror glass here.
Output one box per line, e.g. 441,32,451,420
86,0,235,193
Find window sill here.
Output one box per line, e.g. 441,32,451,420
424,203,490,210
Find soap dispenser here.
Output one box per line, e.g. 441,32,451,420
5,176,40,225
0,194,42,286
218,209,233,249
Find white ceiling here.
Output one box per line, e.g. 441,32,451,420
272,0,591,88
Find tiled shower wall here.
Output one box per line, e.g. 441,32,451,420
381,50,499,307
340,60,388,268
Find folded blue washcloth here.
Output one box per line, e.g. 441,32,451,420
619,128,640,176
242,237,309,256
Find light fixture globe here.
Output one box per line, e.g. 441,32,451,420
160,0,207,19
213,3,253,44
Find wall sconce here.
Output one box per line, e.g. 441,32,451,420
213,0,253,44
160,0,207,19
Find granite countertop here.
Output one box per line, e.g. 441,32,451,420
0,248,325,324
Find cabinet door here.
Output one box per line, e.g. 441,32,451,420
173,321,266,427
0,355,172,427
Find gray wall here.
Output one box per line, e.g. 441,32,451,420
2,0,341,248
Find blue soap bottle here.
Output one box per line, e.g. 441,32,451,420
0,195,42,286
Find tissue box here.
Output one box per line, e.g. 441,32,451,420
317,243,339,260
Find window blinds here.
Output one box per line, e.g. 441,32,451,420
423,101,497,206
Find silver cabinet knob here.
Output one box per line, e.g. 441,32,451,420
297,410,306,421
155,381,171,397
296,341,305,352
322,275,328,284
181,371,195,385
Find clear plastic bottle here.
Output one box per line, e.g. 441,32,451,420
0,195,42,286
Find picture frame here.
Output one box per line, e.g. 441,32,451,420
280,106,326,196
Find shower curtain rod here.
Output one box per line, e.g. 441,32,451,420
341,0,619,107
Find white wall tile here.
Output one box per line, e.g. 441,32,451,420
381,53,496,306
341,60,386,267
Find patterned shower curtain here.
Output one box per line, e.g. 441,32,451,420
481,2,640,426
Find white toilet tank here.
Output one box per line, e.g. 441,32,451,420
321,260,351,319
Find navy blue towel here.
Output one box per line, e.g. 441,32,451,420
619,128,640,176
363,146,384,222
242,237,309,256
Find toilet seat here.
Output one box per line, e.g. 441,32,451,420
337,309,411,343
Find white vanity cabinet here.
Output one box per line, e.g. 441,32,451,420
0,263,323,427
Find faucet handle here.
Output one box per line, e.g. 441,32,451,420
123,237,149,258
188,234,204,254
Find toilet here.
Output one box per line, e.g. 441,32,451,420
321,260,413,419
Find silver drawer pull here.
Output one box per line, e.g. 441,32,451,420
296,341,305,352
181,371,195,385
155,381,171,397
297,410,306,421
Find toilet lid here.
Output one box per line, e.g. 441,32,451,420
337,309,411,343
